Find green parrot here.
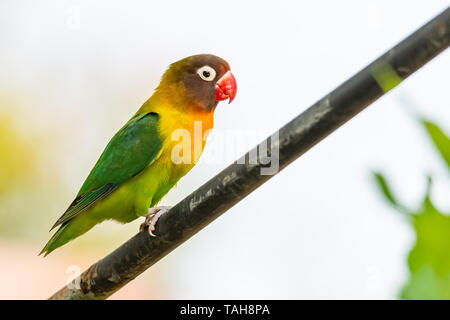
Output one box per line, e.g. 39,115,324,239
40,54,237,256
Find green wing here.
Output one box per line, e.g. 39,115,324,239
51,112,163,230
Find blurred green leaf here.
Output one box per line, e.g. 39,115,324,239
373,115,450,300
377,177,450,300
422,119,450,170
401,265,450,300
408,194,450,277
401,194,450,299
373,172,399,207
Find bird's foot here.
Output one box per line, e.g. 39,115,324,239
140,206,172,236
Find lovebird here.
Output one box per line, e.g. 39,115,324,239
40,54,237,256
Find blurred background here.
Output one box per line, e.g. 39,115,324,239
0,1,448,299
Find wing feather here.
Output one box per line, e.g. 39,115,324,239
50,112,163,230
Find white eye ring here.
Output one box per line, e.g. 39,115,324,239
197,65,216,81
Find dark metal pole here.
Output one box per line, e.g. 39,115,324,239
49,7,450,299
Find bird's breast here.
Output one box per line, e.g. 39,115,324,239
158,107,214,166
134,108,214,207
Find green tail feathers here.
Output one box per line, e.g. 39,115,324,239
40,214,98,256
39,224,69,257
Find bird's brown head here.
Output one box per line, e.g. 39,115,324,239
156,54,237,112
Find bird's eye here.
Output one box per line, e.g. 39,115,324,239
197,65,216,81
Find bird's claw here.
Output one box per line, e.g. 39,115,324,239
140,206,172,236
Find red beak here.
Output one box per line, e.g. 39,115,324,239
215,71,237,103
